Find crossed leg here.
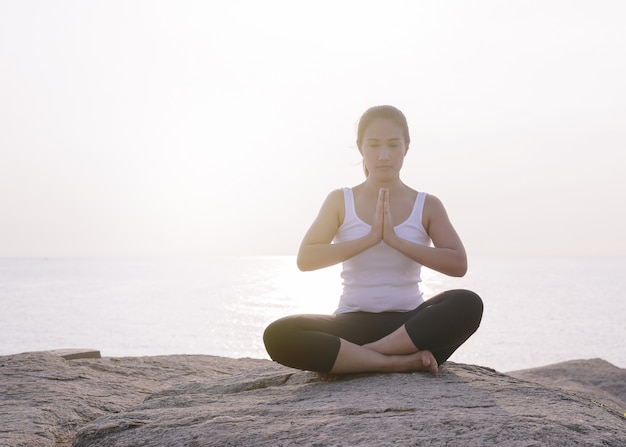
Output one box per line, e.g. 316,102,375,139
264,290,482,378
329,326,438,376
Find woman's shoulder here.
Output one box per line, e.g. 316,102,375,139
423,193,445,212
319,188,346,213
326,187,346,202
316,188,346,228
425,192,447,203
422,194,451,230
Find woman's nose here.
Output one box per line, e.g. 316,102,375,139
378,147,391,160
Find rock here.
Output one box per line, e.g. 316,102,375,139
46,349,102,360
1,353,624,447
509,358,626,413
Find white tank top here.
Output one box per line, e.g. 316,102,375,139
333,187,431,314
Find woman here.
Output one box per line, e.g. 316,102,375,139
263,105,483,377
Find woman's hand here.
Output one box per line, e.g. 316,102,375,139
369,187,399,245
369,188,385,243
381,188,398,245
371,187,399,245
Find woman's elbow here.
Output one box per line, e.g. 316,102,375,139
452,264,467,277
297,246,331,271
448,254,468,277
296,257,311,271
296,250,314,271
455,257,468,277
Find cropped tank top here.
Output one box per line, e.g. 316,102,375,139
333,187,431,314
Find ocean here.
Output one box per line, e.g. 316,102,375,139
0,256,624,373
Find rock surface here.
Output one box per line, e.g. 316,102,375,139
1,352,624,447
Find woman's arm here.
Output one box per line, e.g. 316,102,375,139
383,193,467,277
297,189,382,271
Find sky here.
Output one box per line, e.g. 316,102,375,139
1,0,625,258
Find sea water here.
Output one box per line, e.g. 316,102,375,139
0,256,624,372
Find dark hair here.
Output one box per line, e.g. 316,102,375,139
356,105,410,177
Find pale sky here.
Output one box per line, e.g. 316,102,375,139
1,0,625,257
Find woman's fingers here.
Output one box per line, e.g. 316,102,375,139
369,188,385,242
382,188,396,242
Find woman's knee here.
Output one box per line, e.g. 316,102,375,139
439,289,483,330
456,289,483,327
263,317,293,360
263,315,318,361
446,289,482,309
262,315,340,373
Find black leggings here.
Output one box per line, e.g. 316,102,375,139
263,289,483,373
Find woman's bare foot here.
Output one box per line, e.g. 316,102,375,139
391,350,439,376
327,339,440,376
323,350,438,378
401,350,438,376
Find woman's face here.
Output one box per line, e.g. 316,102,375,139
359,118,408,180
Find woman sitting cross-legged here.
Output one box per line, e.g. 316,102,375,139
263,105,483,378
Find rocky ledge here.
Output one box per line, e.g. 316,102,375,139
1,352,624,446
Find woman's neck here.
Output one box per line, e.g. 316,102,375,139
362,176,405,194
